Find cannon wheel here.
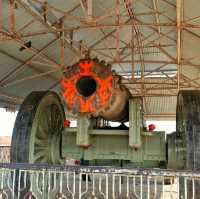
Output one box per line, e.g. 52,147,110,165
10,91,65,164
177,90,200,198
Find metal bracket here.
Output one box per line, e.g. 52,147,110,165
129,98,142,149
76,116,91,147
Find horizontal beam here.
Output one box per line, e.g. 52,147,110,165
109,60,176,64
145,113,175,119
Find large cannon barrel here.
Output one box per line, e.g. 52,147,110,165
61,58,130,122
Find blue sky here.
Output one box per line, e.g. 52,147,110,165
0,108,176,136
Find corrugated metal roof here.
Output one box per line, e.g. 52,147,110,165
0,0,199,119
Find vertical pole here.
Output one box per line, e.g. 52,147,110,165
176,0,182,91
131,26,135,81
115,0,120,61
76,116,91,147
129,98,142,149
9,0,15,32
87,0,92,20
0,0,2,31
60,20,65,69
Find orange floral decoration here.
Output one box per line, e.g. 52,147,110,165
61,59,113,113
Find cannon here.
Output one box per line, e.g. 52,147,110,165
61,58,130,122
10,58,165,166
10,58,200,175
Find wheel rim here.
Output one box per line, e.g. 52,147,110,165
176,91,200,197
29,93,65,164
176,94,186,140
174,93,188,169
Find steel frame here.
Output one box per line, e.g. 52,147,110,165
0,0,200,117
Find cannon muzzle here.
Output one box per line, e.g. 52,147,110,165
61,59,130,122
76,76,97,97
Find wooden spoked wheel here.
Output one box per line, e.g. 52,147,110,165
176,90,200,198
10,91,65,164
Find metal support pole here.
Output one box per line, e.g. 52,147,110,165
9,0,16,32
176,0,182,91
129,98,142,149
77,116,91,147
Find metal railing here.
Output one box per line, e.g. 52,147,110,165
0,163,200,199
0,146,10,163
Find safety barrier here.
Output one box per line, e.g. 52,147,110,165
0,163,200,198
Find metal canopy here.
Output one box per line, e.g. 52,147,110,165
0,0,199,119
